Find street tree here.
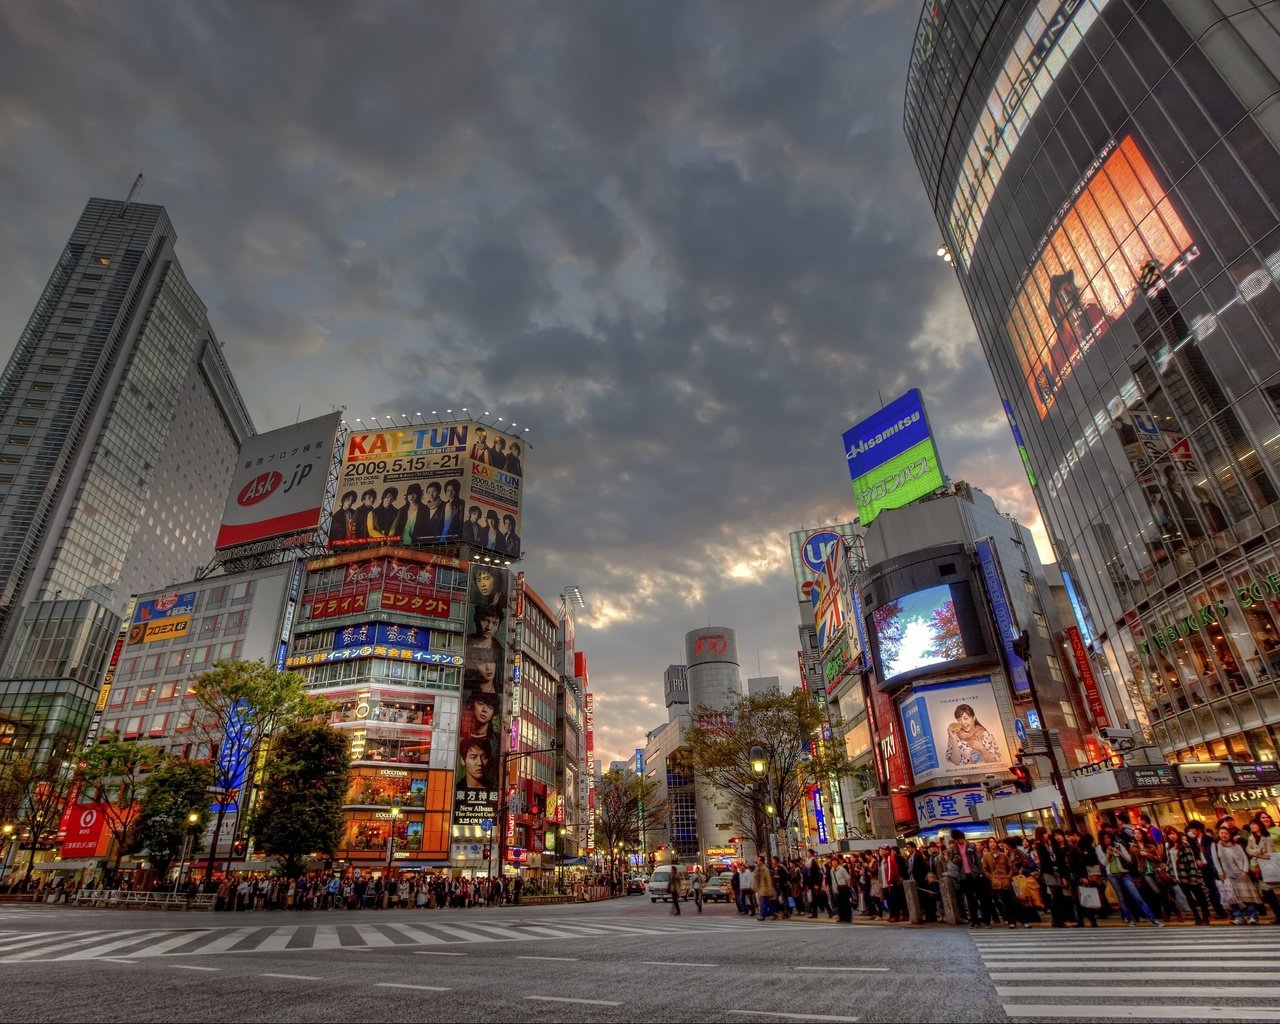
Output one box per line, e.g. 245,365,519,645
1,754,77,882
75,737,169,882
594,768,663,880
131,757,216,882
248,721,349,879
190,660,326,880
683,688,853,860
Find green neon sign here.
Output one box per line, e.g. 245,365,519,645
851,437,945,525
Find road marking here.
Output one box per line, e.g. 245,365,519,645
376,983,451,992
518,955,580,961
260,973,322,981
415,950,466,956
1002,1006,1280,1021
101,958,137,964
997,985,1280,999
527,996,624,1006
728,1012,860,1023
170,964,220,972
639,960,717,967
991,971,1280,981
794,966,888,973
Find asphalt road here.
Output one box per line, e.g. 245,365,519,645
2,897,1277,1022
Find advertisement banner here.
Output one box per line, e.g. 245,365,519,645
329,420,523,557
787,523,858,606
841,389,945,526
128,591,197,645
1066,626,1110,728
284,646,462,670
914,785,989,829
898,676,1011,785
216,412,341,549
810,538,846,652
1007,134,1196,417
60,804,110,859
454,565,511,832
333,622,430,652
975,538,1029,695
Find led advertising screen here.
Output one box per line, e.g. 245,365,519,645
899,676,1011,785
841,389,945,526
871,583,966,682
216,412,341,549
454,564,511,833
330,420,523,557
1007,135,1196,417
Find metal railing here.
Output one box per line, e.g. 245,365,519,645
71,889,217,911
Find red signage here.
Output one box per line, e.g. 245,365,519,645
1066,626,1110,728
693,633,728,657
237,471,283,507
307,591,369,620
61,804,109,858
378,590,451,617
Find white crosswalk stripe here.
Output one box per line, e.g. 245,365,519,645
0,915,737,963
973,928,1280,1022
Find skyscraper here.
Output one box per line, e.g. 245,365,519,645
0,197,253,758
905,2,1280,771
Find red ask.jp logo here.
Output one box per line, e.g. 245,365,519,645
237,471,283,507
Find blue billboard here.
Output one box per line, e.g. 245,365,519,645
333,622,430,652
975,538,1030,695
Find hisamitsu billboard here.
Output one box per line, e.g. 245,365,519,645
841,389,945,525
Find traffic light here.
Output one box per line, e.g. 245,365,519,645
1010,758,1033,793
482,845,491,859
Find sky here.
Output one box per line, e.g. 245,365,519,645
0,1,1046,767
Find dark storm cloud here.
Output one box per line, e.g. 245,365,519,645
0,0,1040,764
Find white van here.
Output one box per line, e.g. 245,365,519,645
646,865,688,903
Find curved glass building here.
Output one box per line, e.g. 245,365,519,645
905,1,1280,767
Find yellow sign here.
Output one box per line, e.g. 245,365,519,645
95,681,112,713
705,846,736,856
142,615,190,643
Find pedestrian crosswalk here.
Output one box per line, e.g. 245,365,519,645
0,916,746,964
972,927,1280,1021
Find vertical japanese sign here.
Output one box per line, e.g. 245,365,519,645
975,537,1030,695
1066,625,1110,728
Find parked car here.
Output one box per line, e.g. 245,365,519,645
625,875,648,895
703,873,735,903
646,865,690,902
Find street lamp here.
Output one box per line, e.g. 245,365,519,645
173,812,201,894
557,827,566,892
750,744,775,860
1,823,15,884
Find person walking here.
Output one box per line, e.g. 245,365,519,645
1187,820,1226,919
1165,825,1212,925
690,866,705,913
833,856,853,923
1245,813,1280,923
667,863,683,915
948,830,986,926
1067,832,1100,927
1097,830,1162,926
740,862,756,916
1213,825,1262,924
755,857,777,921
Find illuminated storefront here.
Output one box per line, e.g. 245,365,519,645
907,0,1280,779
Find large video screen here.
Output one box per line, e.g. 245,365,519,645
871,583,967,681
1006,135,1196,418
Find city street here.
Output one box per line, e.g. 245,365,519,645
3,898,1280,1023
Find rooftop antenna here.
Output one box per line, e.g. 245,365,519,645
119,172,145,216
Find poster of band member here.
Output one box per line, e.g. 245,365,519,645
328,420,523,556
453,563,511,829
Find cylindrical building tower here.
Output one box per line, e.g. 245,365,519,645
684,627,744,712
905,2,1280,770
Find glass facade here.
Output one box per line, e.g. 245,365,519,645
906,0,1280,765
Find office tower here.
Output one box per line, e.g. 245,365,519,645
906,2,1280,769
0,197,252,758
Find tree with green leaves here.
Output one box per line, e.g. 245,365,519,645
683,688,853,859
248,721,349,879
131,757,215,883
190,660,326,880
594,767,664,880
75,736,170,882
0,754,77,882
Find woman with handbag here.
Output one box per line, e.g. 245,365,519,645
1096,829,1162,926
1035,828,1072,927
1165,826,1212,925
1245,814,1280,923
1067,832,1101,927
1212,826,1262,924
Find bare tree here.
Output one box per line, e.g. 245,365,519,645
594,768,664,883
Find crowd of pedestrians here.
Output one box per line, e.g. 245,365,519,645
718,808,1279,927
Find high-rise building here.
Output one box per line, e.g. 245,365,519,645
0,198,252,759
684,628,744,712
906,2,1280,783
